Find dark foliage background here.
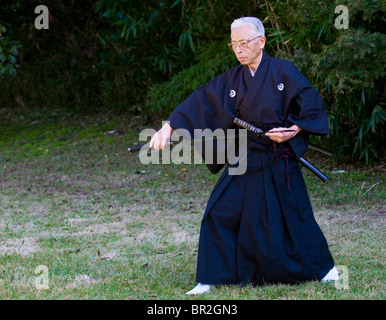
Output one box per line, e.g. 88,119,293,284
0,0,385,163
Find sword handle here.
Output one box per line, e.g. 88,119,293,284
234,118,295,134
233,118,263,134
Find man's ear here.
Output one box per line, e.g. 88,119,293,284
259,36,266,49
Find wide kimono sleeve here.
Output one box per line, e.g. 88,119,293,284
167,70,236,135
282,61,330,158
167,68,239,173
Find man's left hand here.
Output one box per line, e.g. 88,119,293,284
265,124,302,143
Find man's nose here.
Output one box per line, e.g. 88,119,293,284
235,44,243,52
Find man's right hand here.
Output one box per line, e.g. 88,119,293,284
149,122,173,151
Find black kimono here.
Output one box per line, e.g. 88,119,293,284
168,50,335,285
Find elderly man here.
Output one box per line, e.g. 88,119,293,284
150,17,338,295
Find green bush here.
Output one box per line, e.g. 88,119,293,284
313,30,386,163
265,0,386,163
0,24,20,76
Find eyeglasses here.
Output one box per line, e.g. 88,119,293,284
227,36,262,51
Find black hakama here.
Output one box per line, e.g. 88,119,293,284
168,50,335,285
196,141,334,285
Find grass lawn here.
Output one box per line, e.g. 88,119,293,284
0,108,384,300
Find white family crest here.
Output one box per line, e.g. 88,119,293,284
229,90,236,98
277,83,284,91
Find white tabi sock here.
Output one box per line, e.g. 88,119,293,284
321,266,339,282
185,283,213,295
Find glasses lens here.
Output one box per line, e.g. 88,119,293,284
228,41,251,51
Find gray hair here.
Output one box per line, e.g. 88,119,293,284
231,17,265,37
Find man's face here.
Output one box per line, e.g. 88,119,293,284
230,25,266,67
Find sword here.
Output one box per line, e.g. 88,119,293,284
128,135,236,154
233,118,296,134
233,117,329,182
128,122,295,153
128,144,173,153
